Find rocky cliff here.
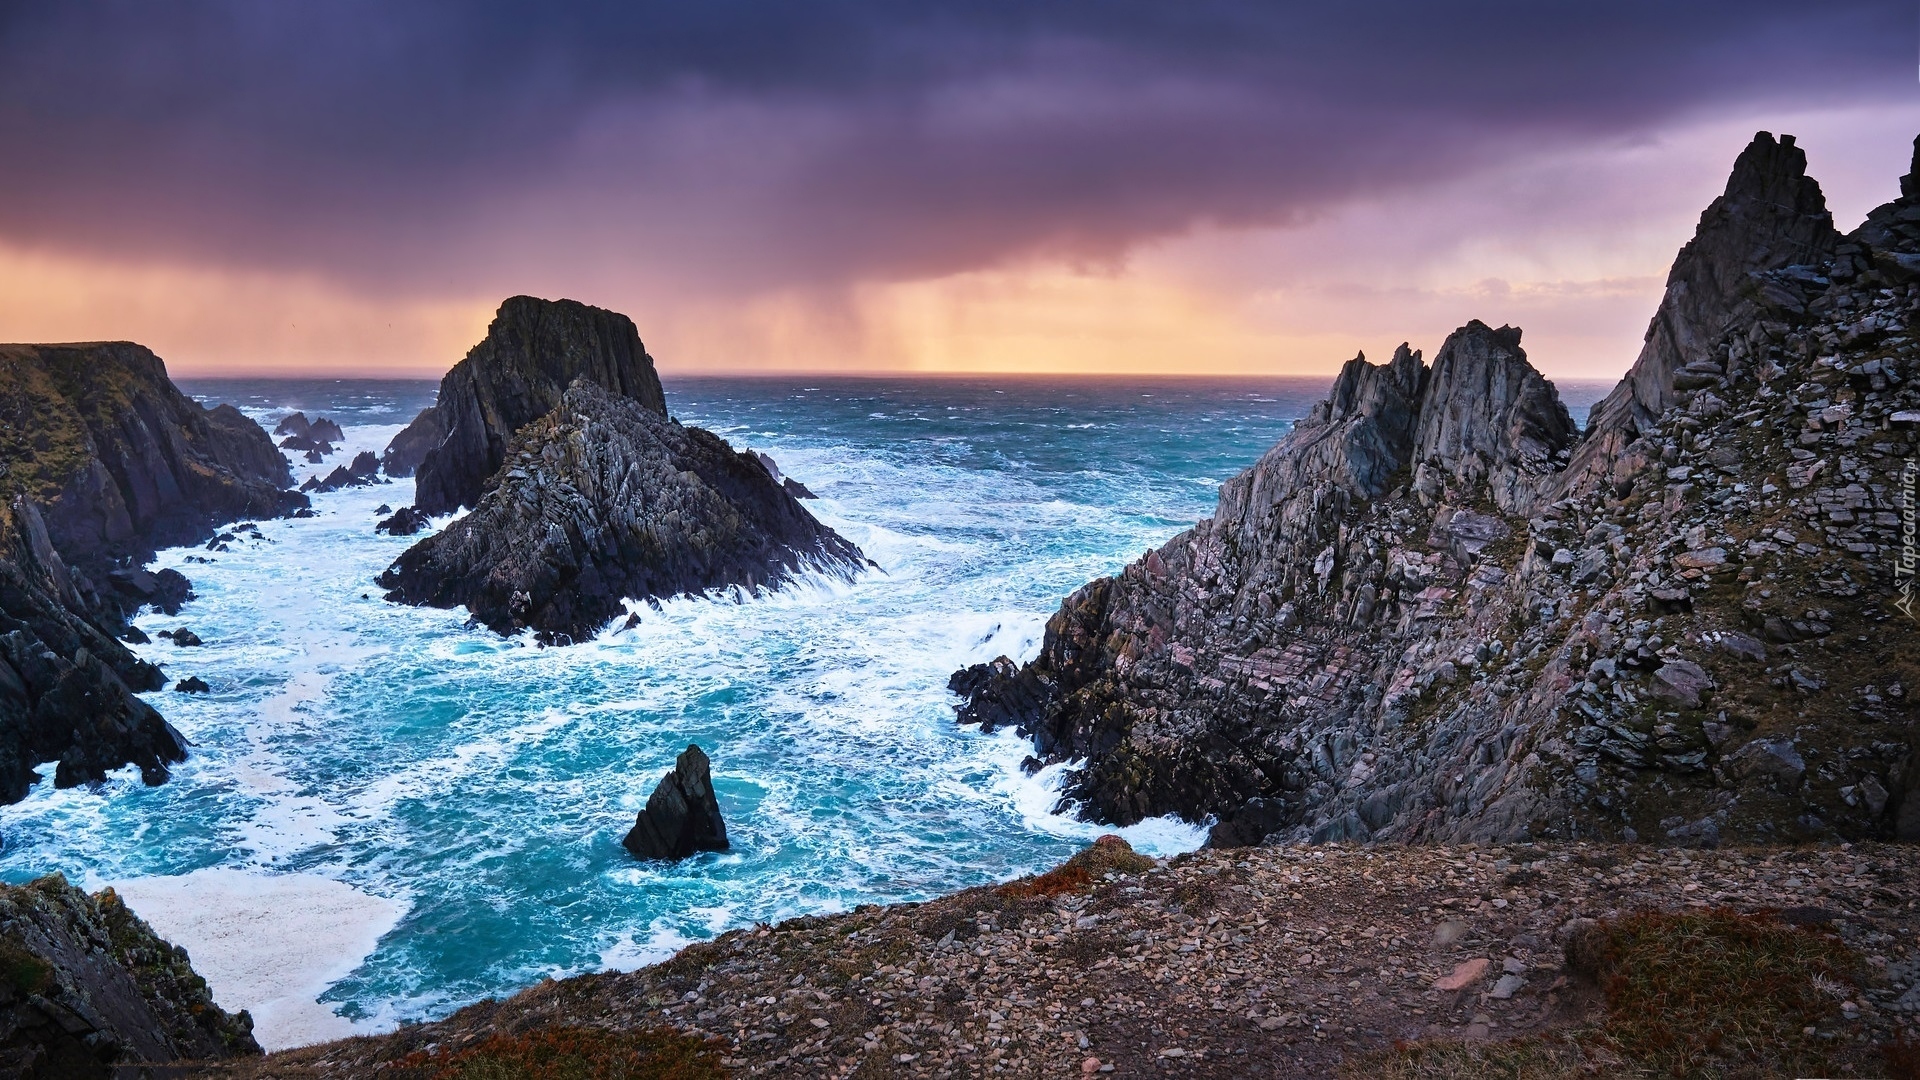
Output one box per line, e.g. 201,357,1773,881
384,296,668,512
0,874,259,1077
951,131,1920,849
0,342,303,586
379,379,866,642
0,498,184,803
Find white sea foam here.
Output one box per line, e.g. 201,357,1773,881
111,869,407,1051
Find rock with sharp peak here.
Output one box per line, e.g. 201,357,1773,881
384,296,668,508
949,131,1920,849
622,744,729,861
1564,132,1841,496
378,379,865,643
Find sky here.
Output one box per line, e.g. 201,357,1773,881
0,1,1915,380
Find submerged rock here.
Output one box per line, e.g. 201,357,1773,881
0,874,260,1076
623,744,729,860
384,295,667,506
378,379,865,642
173,676,209,694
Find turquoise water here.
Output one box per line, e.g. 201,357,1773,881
0,375,1607,1040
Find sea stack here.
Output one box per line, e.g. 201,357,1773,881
381,295,667,507
950,131,1920,849
623,744,729,861
377,298,866,643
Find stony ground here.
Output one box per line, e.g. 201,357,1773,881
207,838,1920,1079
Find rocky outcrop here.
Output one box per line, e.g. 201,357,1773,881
0,341,305,584
301,451,381,493
375,505,431,536
0,498,184,804
378,379,866,642
385,296,668,509
622,744,730,860
0,874,260,1077
1563,132,1841,496
950,131,1919,848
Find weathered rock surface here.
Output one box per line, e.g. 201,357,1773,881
379,379,866,642
0,341,305,583
0,874,259,1077
0,498,182,804
375,505,431,536
301,451,381,493
622,743,730,860
385,296,667,509
950,131,1920,848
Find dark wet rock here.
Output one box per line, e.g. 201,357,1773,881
167,628,202,648
279,434,335,455
379,379,865,643
387,296,668,510
782,477,817,500
374,504,391,515
0,874,260,1077
105,566,193,616
622,744,729,861
301,451,381,493
309,417,344,444
273,413,311,438
0,341,306,582
946,131,1920,848
375,506,431,537
0,499,181,805
173,676,209,694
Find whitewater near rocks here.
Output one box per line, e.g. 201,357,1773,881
0,376,1457,1048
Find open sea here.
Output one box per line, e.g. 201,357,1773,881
0,374,1609,1048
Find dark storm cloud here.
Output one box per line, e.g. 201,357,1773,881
0,1,1906,291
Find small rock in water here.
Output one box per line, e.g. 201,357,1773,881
174,676,210,694
623,744,729,860
170,628,204,647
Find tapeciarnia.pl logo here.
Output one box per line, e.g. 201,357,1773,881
1898,459,1917,620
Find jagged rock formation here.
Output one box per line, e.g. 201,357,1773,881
378,379,866,642
951,131,1920,848
622,744,730,860
0,342,304,585
0,498,184,803
302,451,381,493
383,296,667,509
0,874,259,1077
375,505,430,536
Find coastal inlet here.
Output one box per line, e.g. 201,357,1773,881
0,375,1521,1047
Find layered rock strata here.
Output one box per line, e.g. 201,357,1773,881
379,379,865,642
383,296,667,509
0,498,184,803
951,131,1920,847
0,874,259,1077
623,743,730,860
0,341,302,583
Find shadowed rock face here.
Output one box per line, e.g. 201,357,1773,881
951,131,1920,849
622,744,729,861
0,498,182,803
0,341,303,582
379,379,865,643
385,296,668,512
0,874,259,1077
1564,132,1841,496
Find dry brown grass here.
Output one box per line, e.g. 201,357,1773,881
1349,908,1903,1080
386,1025,727,1080
995,835,1156,900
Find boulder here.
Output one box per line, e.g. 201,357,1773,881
622,744,729,860
375,506,431,537
378,379,866,643
301,451,381,493
1649,661,1714,709
387,296,668,511
173,677,209,694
